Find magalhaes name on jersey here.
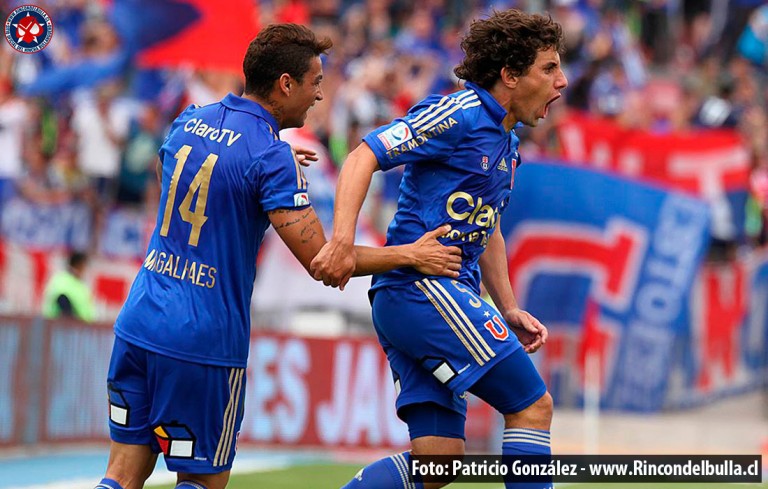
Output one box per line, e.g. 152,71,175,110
142,249,217,289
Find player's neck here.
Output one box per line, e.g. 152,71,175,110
242,93,286,130
487,85,518,132
502,114,518,132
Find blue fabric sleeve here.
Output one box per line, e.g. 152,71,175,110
363,94,471,171
247,141,311,211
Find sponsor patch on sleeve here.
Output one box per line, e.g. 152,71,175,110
376,121,413,150
293,192,310,206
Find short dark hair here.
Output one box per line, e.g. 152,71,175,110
454,9,564,89
69,251,88,269
243,24,333,98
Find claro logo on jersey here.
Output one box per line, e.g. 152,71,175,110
446,191,500,229
143,249,217,288
440,191,501,246
377,121,412,150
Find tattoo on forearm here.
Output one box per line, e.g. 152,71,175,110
271,209,313,230
274,217,301,229
301,228,318,244
300,215,320,243
300,217,319,235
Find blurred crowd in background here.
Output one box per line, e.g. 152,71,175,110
2,0,768,255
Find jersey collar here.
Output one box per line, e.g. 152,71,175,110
222,93,280,136
464,82,506,126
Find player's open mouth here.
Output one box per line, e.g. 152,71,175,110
543,94,561,118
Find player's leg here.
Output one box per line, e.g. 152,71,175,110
98,337,159,489
99,442,158,489
469,344,553,489
380,278,552,489
149,353,247,489
342,283,478,489
175,471,230,489
340,362,467,489
407,402,466,489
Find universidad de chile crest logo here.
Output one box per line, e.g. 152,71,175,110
5,5,53,53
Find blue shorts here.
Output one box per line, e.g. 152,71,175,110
107,336,246,474
372,278,545,421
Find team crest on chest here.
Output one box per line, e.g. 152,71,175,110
481,155,489,171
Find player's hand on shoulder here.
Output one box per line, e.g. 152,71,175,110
291,144,319,167
504,308,548,354
310,240,357,290
410,224,462,278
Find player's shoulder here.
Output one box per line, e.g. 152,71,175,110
247,138,295,173
406,88,482,127
167,103,206,132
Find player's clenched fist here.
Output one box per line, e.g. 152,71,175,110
504,308,548,353
310,240,357,290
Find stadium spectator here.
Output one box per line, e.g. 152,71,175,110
116,105,164,206
0,77,30,202
49,144,97,205
15,143,71,205
312,9,564,489
71,80,132,203
42,251,95,322
95,23,461,489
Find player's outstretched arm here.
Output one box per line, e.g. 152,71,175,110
310,142,380,289
269,207,461,286
479,226,548,353
353,224,462,278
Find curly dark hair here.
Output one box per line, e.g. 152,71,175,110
454,9,564,89
243,24,332,98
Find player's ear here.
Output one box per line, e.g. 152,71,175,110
500,67,518,88
278,73,292,96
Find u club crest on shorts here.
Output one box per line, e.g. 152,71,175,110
5,5,53,53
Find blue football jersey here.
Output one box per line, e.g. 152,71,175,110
365,82,521,294
115,94,310,367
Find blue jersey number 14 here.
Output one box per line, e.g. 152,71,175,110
159,144,219,246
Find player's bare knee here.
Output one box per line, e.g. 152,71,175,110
411,437,465,489
104,446,155,489
411,435,465,456
504,391,553,430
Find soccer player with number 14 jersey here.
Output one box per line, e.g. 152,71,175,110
94,24,461,489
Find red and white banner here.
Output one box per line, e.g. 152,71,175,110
0,240,141,320
556,112,750,195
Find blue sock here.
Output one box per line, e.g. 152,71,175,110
341,451,423,489
176,482,208,489
95,479,124,489
502,428,552,489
